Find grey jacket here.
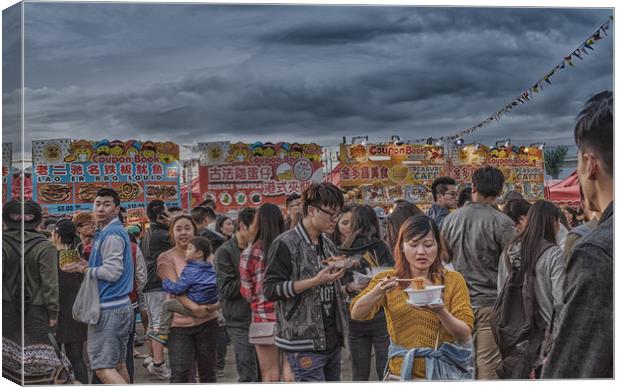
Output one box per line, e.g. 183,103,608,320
2,230,59,320
442,202,517,308
264,222,349,352
542,202,613,379
498,242,565,329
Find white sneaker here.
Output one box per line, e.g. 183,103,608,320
147,362,171,380
142,356,153,369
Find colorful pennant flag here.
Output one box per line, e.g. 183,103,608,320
406,16,612,144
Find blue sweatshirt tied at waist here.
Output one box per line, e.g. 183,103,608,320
162,260,219,305
387,340,474,381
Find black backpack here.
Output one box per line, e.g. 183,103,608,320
490,241,553,379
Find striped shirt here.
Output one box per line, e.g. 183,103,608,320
239,241,276,323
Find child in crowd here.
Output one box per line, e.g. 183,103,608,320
147,237,219,345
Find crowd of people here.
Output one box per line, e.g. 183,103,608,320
2,90,613,383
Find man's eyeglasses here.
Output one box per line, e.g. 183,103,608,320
312,205,340,220
442,191,458,198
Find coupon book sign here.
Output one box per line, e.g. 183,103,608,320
450,144,545,201
339,143,446,206
198,141,324,212
32,139,181,215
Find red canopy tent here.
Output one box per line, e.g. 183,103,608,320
324,164,340,186
545,170,580,206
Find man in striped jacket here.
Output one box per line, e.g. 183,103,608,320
264,183,349,382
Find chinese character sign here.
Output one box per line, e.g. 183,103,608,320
2,143,12,205
338,142,446,205
451,144,545,201
31,139,182,214
338,141,545,205
198,141,324,212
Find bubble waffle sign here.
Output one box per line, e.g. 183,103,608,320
198,141,324,211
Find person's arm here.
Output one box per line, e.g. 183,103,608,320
89,235,125,282
39,244,60,323
215,245,244,301
157,251,177,282
176,295,219,318
162,268,192,295
263,241,345,301
350,273,397,321
547,246,565,325
135,246,148,292
263,241,295,301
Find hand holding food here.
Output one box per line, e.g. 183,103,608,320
376,275,399,294
314,265,346,285
321,255,353,269
60,258,88,274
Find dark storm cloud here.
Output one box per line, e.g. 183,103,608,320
3,2,614,161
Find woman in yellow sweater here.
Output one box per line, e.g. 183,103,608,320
350,215,474,380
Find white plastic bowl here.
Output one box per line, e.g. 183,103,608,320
404,285,445,306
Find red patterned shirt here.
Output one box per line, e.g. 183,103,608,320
239,240,276,322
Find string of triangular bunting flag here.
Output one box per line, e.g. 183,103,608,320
403,15,613,145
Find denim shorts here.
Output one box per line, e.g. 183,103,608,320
87,302,133,370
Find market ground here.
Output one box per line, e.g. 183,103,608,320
132,324,379,383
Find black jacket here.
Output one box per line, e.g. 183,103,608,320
542,202,613,379
264,223,349,352
198,227,226,252
56,245,87,344
214,235,252,328
141,222,172,292
339,235,393,331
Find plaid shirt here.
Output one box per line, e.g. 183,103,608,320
239,241,275,322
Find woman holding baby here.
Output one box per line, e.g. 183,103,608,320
350,215,474,380
157,215,220,383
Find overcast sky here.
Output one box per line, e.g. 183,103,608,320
2,1,614,161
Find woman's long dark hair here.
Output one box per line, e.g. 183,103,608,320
386,201,424,251
393,215,445,288
342,205,381,249
514,200,560,275
253,203,285,254
329,204,355,246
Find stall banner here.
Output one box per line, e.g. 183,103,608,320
32,139,181,214
339,143,446,205
2,143,12,204
199,141,324,212
450,144,545,201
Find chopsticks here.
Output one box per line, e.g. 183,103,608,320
381,278,416,282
